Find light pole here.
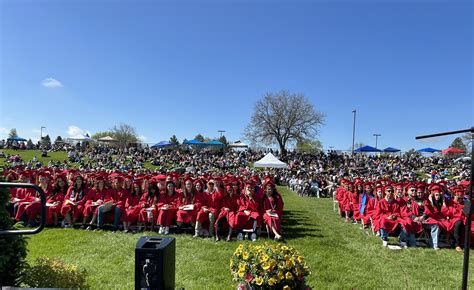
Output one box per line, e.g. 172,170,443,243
40,126,46,142
373,134,381,149
352,110,356,155
218,130,226,137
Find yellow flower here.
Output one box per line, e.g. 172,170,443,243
283,286,291,290
286,258,295,268
296,267,302,277
269,259,277,268
243,251,249,260
254,276,263,286
285,271,293,280
239,263,246,272
297,256,305,263
262,262,270,270
277,271,285,281
260,254,269,263
281,245,289,251
238,269,245,278
268,277,277,286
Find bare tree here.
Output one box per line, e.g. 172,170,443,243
245,90,325,156
111,123,139,148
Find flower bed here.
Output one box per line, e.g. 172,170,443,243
230,243,311,289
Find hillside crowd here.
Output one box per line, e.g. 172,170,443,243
1,144,471,247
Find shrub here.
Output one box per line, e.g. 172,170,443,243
230,243,311,289
23,257,89,288
0,178,28,287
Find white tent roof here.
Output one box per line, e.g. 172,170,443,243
254,152,288,168
66,135,94,141
229,140,249,148
98,136,117,141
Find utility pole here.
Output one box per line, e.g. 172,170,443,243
373,133,381,149
40,126,46,142
218,130,226,137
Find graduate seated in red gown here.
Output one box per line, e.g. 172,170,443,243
235,180,262,242
215,180,239,242
60,175,89,228
374,185,413,248
156,181,180,235
358,182,374,229
122,181,143,233
195,178,222,238
24,172,52,227
138,183,159,232
46,175,68,226
421,184,461,250
261,181,284,241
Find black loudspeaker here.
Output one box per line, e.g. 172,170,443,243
135,236,175,290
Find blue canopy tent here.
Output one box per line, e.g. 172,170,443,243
151,141,174,148
354,145,382,152
205,140,224,147
7,136,27,142
416,147,441,153
183,139,206,146
383,147,401,153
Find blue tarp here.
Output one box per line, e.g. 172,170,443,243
205,140,224,146
416,147,441,153
151,141,174,148
7,136,27,142
183,139,206,145
383,147,401,152
355,145,382,152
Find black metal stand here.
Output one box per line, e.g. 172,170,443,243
416,127,474,290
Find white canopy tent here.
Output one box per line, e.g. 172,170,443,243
66,135,94,143
229,140,249,152
229,140,249,148
253,152,288,169
97,136,117,142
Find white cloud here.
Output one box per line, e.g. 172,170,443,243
139,135,147,142
42,77,63,88
67,125,90,137
0,127,7,138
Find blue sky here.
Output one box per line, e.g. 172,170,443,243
1,0,472,151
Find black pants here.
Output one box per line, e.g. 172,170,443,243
453,220,464,247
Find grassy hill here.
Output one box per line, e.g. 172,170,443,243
0,149,68,166
25,186,473,289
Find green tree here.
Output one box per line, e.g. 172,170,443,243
91,131,115,140
8,128,18,139
194,134,205,142
26,139,34,149
41,135,51,149
170,135,179,145
245,90,325,157
218,135,229,146
404,148,421,158
296,138,323,153
461,132,473,153
0,180,28,286
451,137,467,151
54,136,63,143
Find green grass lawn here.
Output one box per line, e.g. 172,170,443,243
0,149,68,166
25,186,474,289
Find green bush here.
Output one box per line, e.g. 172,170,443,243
0,178,28,287
23,257,89,288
